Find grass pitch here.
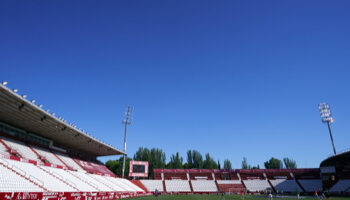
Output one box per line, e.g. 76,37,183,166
130,194,350,200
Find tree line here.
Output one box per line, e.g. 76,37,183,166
105,147,297,178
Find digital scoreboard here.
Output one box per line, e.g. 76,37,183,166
129,161,149,177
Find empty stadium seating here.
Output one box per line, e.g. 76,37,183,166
0,137,41,162
0,159,43,192
270,179,301,192
31,145,64,166
165,180,191,192
330,180,350,193
217,180,244,193
243,179,271,192
140,180,164,192
6,159,75,192
191,180,217,192
55,151,85,171
298,179,322,192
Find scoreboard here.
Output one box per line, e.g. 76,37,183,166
129,161,149,177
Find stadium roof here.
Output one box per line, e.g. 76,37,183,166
0,83,124,156
320,150,350,168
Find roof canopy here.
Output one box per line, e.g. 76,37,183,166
0,84,124,156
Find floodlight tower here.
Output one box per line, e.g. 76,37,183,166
318,103,336,155
122,106,133,178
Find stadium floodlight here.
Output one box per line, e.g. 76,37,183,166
13,89,18,93
318,102,336,155
38,104,43,108
51,112,55,116
31,100,36,104
2,81,8,86
122,105,134,178
22,94,27,98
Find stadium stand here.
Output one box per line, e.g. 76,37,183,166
298,179,322,192
191,180,217,192
217,180,245,193
0,84,150,199
165,180,191,192
140,180,164,192
243,179,271,192
330,180,350,193
270,179,301,192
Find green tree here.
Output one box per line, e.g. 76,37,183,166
133,147,166,178
224,159,232,170
167,152,183,169
241,157,251,169
283,158,297,169
264,157,283,169
251,165,260,169
105,156,131,177
187,150,203,169
203,153,218,169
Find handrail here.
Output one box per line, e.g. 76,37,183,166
0,159,9,166
65,179,77,188
12,165,26,177
51,171,64,180
29,175,44,186
88,181,99,189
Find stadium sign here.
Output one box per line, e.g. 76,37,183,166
129,161,149,177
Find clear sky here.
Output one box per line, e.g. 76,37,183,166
1,0,350,169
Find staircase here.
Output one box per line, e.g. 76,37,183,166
295,179,306,193
28,145,49,164
38,166,79,191
130,180,149,192
51,150,71,170
87,174,115,190
189,180,194,193
67,171,100,191
162,180,167,193
267,179,276,193
0,160,48,191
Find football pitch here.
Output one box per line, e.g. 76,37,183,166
130,194,350,200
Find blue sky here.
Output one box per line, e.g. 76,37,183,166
1,0,350,168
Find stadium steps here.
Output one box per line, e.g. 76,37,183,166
28,144,49,164
89,174,126,191
72,158,86,170
131,180,148,192
295,179,306,193
87,174,115,191
240,178,247,191
162,180,167,192
0,138,13,156
0,159,48,192
50,150,71,169
214,180,219,193
189,180,194,193
38,166,79,191
66,171,100,191
267,179,276,193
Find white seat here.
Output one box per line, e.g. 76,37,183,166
243,179,271,192
165,180,191,192
298,179,322,192
270,179,301,192
330,180,350,193
140,180,164,192
0,158,43,192
191,180,217,192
